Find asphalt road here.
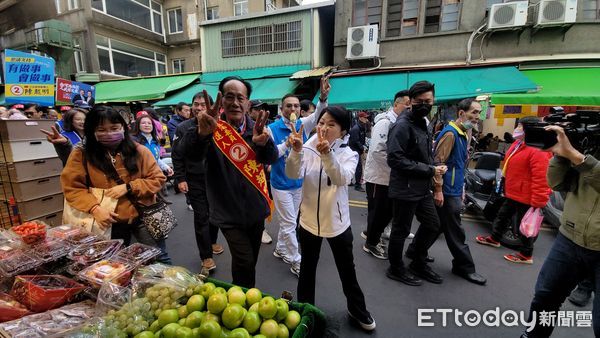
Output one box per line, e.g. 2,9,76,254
164,188,592,337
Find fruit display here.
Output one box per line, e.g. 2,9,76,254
11,221,46,245
68,239,124,265
78,259,134,288
48,225,98,245
10,275,85,312
0,250,41,277
0,241,22,260
114,243,161,267
30,238,72,263
0,292,31,322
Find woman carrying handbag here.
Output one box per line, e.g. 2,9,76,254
61,105,172,264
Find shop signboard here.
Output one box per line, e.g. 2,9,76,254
55,78,95,106
4,49,55,107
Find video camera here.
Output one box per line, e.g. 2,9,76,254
523,109,600,154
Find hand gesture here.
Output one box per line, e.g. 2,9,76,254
40,126,68,145
315,126,331,155
197,90,222,136
319,74,331,102
287,123,304,153
92,206,119,230
435,165,448,176
252,109,270,146
105,184,128,199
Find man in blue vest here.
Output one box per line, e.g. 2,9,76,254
431,98,486,285
266,76,330,277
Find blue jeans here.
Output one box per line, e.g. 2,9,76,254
526,232,600,337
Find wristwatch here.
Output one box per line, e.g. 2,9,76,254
126,183,132,194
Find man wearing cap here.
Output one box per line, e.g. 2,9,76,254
265,76,330,277
349,111,370,192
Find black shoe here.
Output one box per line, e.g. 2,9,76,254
451,269,487,285
405,250,435,263
363,243,388,260
354,185,365,192
568,287,593,307
409,263,443,284
348,311,376,331
386,267,423,286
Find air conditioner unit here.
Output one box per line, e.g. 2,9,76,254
346,25,379,60
535,0,577,26
487,1,529,30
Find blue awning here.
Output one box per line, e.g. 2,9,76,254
315,65,538,110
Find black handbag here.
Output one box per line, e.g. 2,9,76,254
483,177,505,222
133,195,178,240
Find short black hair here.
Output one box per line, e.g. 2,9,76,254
457,98,476,113
175,102,189,112
24,103,39,111
300,99,315,112
219,76,253,98
318,105,352,133
519,116,540,125
192,92,214,105
408,81,435,99
394,90,409,102
281,94,299,104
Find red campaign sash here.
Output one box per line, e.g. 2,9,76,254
213,120,274,218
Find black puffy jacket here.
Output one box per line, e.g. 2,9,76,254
386,109,436,201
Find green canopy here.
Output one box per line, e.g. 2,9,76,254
316,66,537,110
94,73,200,103
491,68,600,106
153,65,310,107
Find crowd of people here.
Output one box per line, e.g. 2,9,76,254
2,73,598,336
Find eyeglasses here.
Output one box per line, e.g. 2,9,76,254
223,94,248,103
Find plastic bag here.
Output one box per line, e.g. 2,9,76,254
132,264,201,300
78,259,134,289
0,292,31,322
96,282,132,315
519,207,544,238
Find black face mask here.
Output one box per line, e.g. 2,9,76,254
412,103,432,118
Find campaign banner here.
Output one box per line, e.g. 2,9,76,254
4,49,55,106
55,78,95,106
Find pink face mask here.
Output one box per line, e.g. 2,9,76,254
95,131,124,148
512,128,524,140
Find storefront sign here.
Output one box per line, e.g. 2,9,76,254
55,78,95,106
4,49,55,106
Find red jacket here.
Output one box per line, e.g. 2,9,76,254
504,141,553,208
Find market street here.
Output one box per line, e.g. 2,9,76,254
165,189,591,338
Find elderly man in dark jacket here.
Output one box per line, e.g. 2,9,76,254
179,76,278,288
386,81,447,287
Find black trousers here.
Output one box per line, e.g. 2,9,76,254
365,182,393,246
436,195,476,274
187,177,219,260
220,223,264,288
297,226,370,320
389,196,440,273
354,155,363,186
491,198,536,257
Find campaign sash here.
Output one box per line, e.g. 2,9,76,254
213,120,274,217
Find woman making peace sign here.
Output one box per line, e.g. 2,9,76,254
285,106,376,332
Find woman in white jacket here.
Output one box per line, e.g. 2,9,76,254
285,106,376,332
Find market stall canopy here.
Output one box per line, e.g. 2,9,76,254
315,66,537,110
153,65,310,107
491,67,600,106
94,73,200,103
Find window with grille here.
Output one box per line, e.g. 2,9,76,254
583,0,600,20
425,0,461,33
221,21,302,57
386,0,419,37
352,0,383,26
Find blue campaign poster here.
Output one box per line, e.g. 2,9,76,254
4,49,55,106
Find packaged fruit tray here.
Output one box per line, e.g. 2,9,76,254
207,278,326,338
68,239,123,265
10,221,47,245
78,259,134,289
30,238,72,263
48,225,98,246
0,250,41,277
10,275,85,313
113,243,161,267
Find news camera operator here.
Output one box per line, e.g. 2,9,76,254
524,125,600,337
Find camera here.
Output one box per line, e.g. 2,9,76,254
523,110,600,154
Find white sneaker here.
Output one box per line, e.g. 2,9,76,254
382,225,391,240
290,263,300,277
187,204,193,211
408,232,415,239
261,230,272,244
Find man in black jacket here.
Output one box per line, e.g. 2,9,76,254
172,92,223,272
349,111,369,191
179,76,278,287
386,81,447,286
